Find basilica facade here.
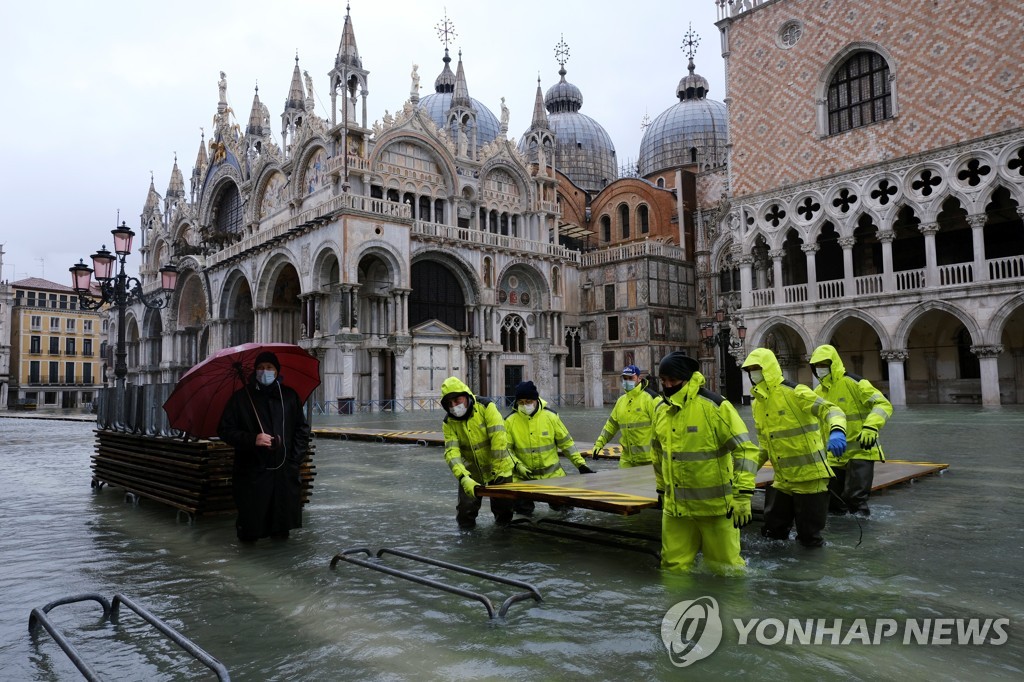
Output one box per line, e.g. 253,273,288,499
123,9,716,410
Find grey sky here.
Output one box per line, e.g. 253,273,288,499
0,0,723,284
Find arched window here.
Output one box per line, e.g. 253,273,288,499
551,266,561,296
601,215,611,242
215,185,243,235
827,50,892,135
638,205,650,234
657,177,665,188
564,326,582,368
619,203,630,239
501,315,527,353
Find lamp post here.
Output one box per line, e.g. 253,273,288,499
701,308,747,400
70,221,178,426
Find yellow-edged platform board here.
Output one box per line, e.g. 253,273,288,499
478,460,949,515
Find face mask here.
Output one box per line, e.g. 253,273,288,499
450,403,468,418
747,370,764,385
256,369,277,386
622,380,636,392
814,367,831,380
518,403,537,416
662,383,682,398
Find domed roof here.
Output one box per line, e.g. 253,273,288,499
638,57,728,177
519,66,617,192
416,49,501,147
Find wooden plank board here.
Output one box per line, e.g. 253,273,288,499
477,460,949,516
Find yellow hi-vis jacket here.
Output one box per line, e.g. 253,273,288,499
743,347,845,495
810,344,893,466
505,399,585,480
651,371,760,517
440,377,512,484
593,378,661,467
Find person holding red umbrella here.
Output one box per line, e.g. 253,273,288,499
218,351,311,543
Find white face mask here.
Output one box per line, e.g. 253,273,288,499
814,366,831,380
518,403,537,416
747,370,764,386
256,369,277,386
450,403,468,418
622,380,636,392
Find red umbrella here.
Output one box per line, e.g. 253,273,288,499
163,343,321,438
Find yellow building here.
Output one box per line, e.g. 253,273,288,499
9,278,106,410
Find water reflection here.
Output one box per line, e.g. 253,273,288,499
1,407,1022,679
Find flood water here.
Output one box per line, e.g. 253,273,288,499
1,405,1021,680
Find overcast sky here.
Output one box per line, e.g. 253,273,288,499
0,0,723,285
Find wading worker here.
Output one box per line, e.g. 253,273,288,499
589,365,660,467
651,352,759,574
440,376,514,529
218,351,311,544
505,380,594,515
810,344,893,516
741,347,846,548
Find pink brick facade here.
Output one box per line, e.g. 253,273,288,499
721,0,1024,199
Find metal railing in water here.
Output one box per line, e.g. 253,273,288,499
28,592,230,681
330,547,542,619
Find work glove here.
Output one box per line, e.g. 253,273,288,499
858,426,878,448
730,493,753,529
459,475,480,496
578,464,596,474
514,460,533,479
492,475,512,485
827,430,847,458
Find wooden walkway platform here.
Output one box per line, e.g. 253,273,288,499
477,460,949,515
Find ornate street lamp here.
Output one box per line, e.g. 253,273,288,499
70,220,178,426
701,308,747,400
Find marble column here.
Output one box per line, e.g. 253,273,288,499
881,349,908,407
839,236,856,296
967,214,988,282
770,249,784,305
878,230,895,292
802,243,819,303
973,344,1003,406
919,222,939,287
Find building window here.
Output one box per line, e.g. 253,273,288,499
44,391,57,405
601,215,611,242
500,315,527,353
49,337,59,354
564,326,582,369
65,338,76,356
102,319,109,333
48,361,59,383
49,294,58,309
604,284,616,311
619,203,630,239
30,336,41,353
608,315,619,341
50,317,60,330
827,51,892,135
638,205,650,234
83,338,93,356
215,184,244,235
66,318,76,331
83,320,93,332
66,362,75,384
30,315,41,330
84,365,93,384
602,351,616,373
59,295,68,310
29,362,40,383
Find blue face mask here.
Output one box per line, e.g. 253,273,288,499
257,369,277,386
622,380,637,392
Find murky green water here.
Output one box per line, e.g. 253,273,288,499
0,406,1021,680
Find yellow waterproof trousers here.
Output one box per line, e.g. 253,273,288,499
661,514,746,575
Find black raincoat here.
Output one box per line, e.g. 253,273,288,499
218,376,311,541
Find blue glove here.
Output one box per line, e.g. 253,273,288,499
827,430,847,458
858,426,878,448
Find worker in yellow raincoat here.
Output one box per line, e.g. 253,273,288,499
810,344,893,516
742,347,846,548
651,352,759,574
440,376,514,529
590,365,661,467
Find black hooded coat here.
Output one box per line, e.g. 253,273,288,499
217,375,311,540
